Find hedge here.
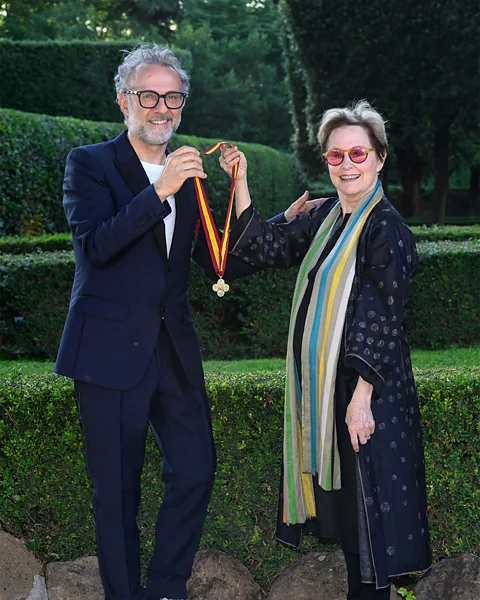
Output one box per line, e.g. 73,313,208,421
0,108,302,236
2,225,479,255
1,241,479,359
0,233,72,254
0,40,191,125
410,225,480,242
0,369,478,586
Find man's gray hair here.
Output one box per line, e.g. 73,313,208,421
114,43,190,97
317,100,388,160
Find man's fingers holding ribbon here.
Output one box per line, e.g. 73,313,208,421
154,145,207,201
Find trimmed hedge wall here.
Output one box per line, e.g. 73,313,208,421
1,241,479,359
0,233,72,254
410,225,480,242
0,369,478,583
0,108,301,235
0,40,191,125
2,225,479,255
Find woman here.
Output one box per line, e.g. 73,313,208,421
220,101,432,598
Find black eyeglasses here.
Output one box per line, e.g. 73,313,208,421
124,90,187,110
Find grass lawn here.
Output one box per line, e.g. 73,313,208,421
0,346,478,378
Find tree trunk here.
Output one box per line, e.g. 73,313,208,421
469,165,480,216
395,148,425,218
431,124,450,225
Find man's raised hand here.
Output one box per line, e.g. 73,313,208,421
154,146,207,201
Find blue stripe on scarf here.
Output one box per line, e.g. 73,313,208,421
307,182,381,469
295,362,302,407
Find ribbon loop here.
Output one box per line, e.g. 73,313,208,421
193,142,238,295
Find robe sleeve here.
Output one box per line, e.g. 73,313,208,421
344,217,418,398
229,199,336,270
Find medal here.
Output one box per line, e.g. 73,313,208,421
193,142,238,297
212,278,229,297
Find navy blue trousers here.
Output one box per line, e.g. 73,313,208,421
75,325,216,600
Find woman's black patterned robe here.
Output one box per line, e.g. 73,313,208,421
229,196,432,588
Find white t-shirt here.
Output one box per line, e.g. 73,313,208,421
140,161,176,257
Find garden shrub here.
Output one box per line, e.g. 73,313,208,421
0,108,299,235
0,369,478,582
0,233,72,254
410,225,480,242
0,40,191,124
1,241,479,359
3,225,479,254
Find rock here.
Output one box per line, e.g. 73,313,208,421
46,556,103,600
267,550,398,600
26,576,48,600
414,553,480,600
0,531,43,600
187,550,262,600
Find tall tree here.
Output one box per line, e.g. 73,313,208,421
0,0,181,40
279,0,479,221
177,0,292,148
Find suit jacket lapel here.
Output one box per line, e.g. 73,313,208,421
169,178,197,258
113,130,150,197
113,131,167,257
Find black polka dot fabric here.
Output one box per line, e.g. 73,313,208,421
230,197,432,586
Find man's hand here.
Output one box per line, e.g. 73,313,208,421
219,144,247,181
154,146,207,201
345,377,375,452
284,191,327,221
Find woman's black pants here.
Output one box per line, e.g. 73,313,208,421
342,548,391,600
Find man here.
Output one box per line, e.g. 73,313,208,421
55,44,254,600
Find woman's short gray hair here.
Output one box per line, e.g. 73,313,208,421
317,100,388,160
114,44,190,97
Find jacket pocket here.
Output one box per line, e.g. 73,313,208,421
72,295,128,321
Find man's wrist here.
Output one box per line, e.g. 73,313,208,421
154,182,168,202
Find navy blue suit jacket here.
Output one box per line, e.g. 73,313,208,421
55,131,256,391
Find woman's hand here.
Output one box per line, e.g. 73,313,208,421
219,143,247,181
345,377,375,452
284,191,327,221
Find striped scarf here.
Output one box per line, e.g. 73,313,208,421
283,181,384,525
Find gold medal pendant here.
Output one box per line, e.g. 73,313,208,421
212,278,229,297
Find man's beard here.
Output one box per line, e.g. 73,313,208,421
130,114,181,146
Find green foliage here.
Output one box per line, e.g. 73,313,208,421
417,369,480,557
406,216,480,226
397,588,416,600
177,0,291,149
0,108,297,235
2,345,480,378
0,234,72,254
411,241,480,349
279,0,480,218
0,369,478,581
1,241,479,359
2,225,478,255
0,252,75,358
0,41,191,125
0,5,292,149
410,225,480,242
0,1,181,41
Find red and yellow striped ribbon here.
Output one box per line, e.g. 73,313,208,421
193,142,238,279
